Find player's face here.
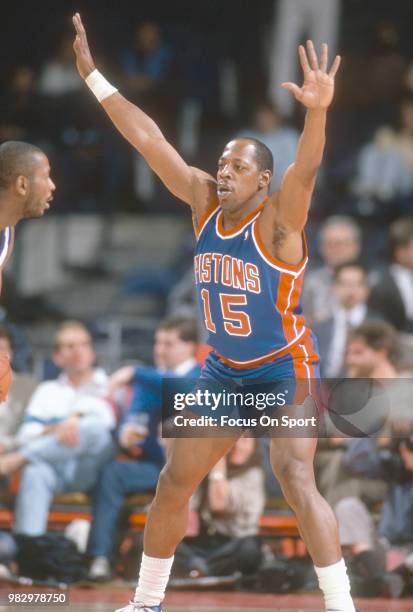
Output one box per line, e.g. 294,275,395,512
53,327,96,376
333,268,369,309
23,153,55,218
217,141,263,208
345,338,378,377
154,328,194,371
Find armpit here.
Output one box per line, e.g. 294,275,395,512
272,223,289,251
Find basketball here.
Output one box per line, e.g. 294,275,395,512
0,352,12,402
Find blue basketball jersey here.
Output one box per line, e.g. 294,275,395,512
194,200,316,368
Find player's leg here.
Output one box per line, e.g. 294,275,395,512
129,435,238,611
270,430,355,612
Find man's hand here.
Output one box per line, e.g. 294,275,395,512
55,415,80,447
281,40,341,110
119,423,147,450
72,12,96,79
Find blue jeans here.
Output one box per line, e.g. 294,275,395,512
87,459,162,559
14,417,114,536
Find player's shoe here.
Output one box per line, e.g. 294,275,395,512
114,603,162,612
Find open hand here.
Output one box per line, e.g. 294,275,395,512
72,12,96,79
281,40,341,110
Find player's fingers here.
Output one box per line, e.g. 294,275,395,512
328,54,341,78
320,43,328,72
298,45,311,74
306,40,319,70
74,12,87,41
73,13,81,34
281,82,302,100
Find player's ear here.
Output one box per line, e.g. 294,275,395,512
15,175,28,197
258,170,272,189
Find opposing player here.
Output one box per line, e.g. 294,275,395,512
73,13,355,612
0,141,55,398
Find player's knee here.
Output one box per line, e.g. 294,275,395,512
154,465,194,509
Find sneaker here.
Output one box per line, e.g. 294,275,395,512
88,556,111,581
114,604,162,612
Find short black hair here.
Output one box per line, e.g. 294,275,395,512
0,141,44,191
389,216,413,260
333,261,369,282
243,137,274,174
349,320,399,362
157,315,199,344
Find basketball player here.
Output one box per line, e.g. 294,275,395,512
0,141,55,287
0,142,55,398
73,13,355,612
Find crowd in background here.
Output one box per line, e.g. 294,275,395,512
0,0,413,599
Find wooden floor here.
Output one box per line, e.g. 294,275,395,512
2,588,413,611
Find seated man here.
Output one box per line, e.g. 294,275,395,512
0,320,115,536
88,316,201,580
313,261,380,377
342,434,413,597
173,437,265,580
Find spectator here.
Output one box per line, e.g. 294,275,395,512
369,216,413,333
342,433,413,597
237,100,299,190
268,0,341,117
38,34,82,97
302,215,362,324
173,437,265,580
120,22,173,101
120,21,176,204
87,316,201,581
0,321,115,536
345,320,399,379
0,325,37,454
318,322,401,590
37,33,84,146
0,65,38,143
313,262,379,377
352,94,413,218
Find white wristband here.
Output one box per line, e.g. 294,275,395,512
85,69,118,102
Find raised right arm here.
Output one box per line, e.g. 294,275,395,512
72,13,216,209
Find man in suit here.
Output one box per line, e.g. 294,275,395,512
313,261,378,377
303,216,362,325
369,216,413,333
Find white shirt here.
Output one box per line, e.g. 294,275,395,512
17,368,115,445
325,304,367,377
173,358,197,376
391,264,413,320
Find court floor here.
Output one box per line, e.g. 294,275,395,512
2,588,413,612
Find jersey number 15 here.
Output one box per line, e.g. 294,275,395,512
201,288,252,337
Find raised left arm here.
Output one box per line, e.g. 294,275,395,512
273,41,341,232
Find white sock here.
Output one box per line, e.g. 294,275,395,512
315,558,355,612
133,553,174,607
